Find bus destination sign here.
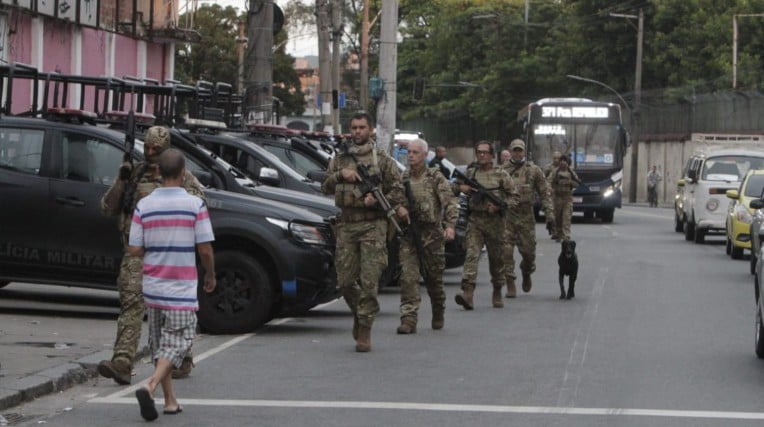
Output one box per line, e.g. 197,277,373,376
541,106,609,119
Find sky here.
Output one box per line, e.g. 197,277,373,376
207,0,319,57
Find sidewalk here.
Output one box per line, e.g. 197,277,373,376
0,284,149,411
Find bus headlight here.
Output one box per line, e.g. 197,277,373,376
706,198,719,212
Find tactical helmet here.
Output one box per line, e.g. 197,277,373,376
144,126,170,163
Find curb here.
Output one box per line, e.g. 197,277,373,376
0,346,149,411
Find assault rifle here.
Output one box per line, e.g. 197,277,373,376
121,110,137,215
452,168,508,217
403,180,429,282
346,151,402,235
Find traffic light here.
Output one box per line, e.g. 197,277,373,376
413,77,425,100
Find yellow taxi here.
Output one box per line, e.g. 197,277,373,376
726,169,764,259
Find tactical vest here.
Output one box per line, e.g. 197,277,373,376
333,147,383,210
551,169,578,196
403,167,441,224
504,161,541,205
466,167,508,213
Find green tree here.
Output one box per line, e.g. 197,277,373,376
175,3,305,117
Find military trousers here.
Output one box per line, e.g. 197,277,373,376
335,218,388,327
112,254,145,367
398,223,446,321
553,197,573,240
504,205,537,280
461,213,507,289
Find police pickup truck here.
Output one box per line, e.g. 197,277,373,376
0,113,338,334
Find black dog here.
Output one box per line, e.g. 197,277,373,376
558,240,578,300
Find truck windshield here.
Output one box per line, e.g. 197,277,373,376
702,156,764,181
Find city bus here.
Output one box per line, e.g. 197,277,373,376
517,98,629,223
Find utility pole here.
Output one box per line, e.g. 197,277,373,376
316,0,332,132
245,0,274,124
331,0,342,134
359,0,370,110
375,0,397,154
610,9,643,203
237,20,247,96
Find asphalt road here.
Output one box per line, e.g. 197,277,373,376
3,205,764,426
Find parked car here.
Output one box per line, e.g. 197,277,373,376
725,169,764,259
679,149,764,243
750,196,764,356
0,113,338,334
184,131,325,195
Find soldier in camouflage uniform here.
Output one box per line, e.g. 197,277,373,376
322,112,405,352
98,126,205,385
454,141,517,310
395,139,457,334
544,151,562,178
548,155,580,241
502,139,555,297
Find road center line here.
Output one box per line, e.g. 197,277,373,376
86,397,764,420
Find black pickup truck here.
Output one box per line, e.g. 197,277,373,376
0,114,338,334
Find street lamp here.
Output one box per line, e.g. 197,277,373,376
565,74,632,120
609,9,644,204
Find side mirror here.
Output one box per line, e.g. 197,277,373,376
258,167,280,186
307,169,327,183
751,199,764,210
727,189,740,200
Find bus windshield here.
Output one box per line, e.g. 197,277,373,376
530,123,622,169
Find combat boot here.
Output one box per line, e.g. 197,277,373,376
505,277,517,298
431,309,444,330
492,286,504,308
396,317,417,334
97,359,132,385
566,284,575,300
454,284,474,310
356,326,372,352
522,273,533,293
352,314,359,340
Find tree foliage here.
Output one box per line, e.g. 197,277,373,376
174,3,305,117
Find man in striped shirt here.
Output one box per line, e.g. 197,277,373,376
128,148,215,421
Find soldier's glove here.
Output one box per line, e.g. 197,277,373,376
118,162,133,181
546,219,556,236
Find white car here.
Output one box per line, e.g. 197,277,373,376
682,149,764,243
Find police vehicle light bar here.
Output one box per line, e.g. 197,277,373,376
106,110,156,125
47,107,98,118
184,117,227,129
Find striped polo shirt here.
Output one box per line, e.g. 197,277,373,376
129,187,214,311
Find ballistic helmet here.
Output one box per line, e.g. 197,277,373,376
144,126,171,153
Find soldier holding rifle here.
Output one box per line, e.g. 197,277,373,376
453,141,517,310
395,138,458,334
321,111,405,352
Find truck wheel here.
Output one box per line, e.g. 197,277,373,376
674,213,684,232
197,251,274,334
684,220,695,241
599,209,614,223
694,227,705,244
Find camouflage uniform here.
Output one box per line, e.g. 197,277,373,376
99,127,204,382
322,139,404,332
454,165,517,309
502,158,553,295
398,166,458,330
548,166,580,241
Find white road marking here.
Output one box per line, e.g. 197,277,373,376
88,397,764,420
